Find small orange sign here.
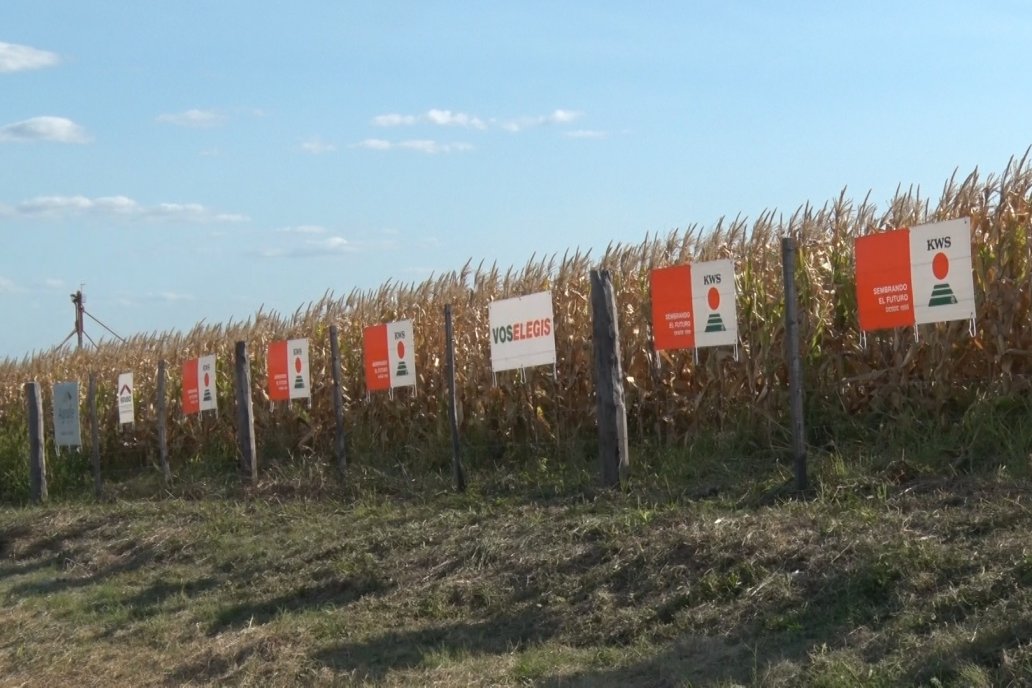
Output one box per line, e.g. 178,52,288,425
650,265,694,350
181,358,200,415
855,229,915,332
267,340,290,401
363,324,390,392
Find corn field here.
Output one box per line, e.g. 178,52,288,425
2,153,1031,497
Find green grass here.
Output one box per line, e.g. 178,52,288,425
2,459,1032,686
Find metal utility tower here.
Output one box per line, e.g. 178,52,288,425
59,287,126,350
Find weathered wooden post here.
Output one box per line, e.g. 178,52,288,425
88,372,103,499
781,237,808,492
25,381,47,504
156,360,171,484
234,341,258,483
329,324,348,477
444,304,466,493
591,269,629,488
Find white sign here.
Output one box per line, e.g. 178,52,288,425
488,290,556,372
53,381,81,448
287,338,311,400
909,217,976,326
387,320,417,388
199,354,217,412
691,258,738,349
117,372,134,425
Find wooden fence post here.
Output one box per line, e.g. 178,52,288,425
591,269,629,488
25,381,47,504
781,237,808,492
444,304,466,493
329,324,348,477
88,372,103,499
234,341,258,483
156,360,171,484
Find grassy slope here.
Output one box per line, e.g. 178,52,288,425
2,466,1032,687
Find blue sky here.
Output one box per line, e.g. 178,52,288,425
2,2,1031,358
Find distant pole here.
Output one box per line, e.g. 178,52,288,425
444,305,466,493
781,237,808,493
156,360,171,484
25,382,47,504
591,269,630,488
88,372,103,499
72,290,85,350
234,341,258,483
329,324,348,476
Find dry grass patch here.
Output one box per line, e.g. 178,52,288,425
2,472,1032,685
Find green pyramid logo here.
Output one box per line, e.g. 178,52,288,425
704,313,726,333
396,360,408,377
928,283,957,307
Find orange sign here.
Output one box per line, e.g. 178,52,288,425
855,229,914,332
182,358,200,415
267,340,290,401
651,265,694,350
267,338,311,401
363,324,390,392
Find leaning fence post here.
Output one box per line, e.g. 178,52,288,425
234,341,258,483
444,304,466,493
329,324,348,477
25,381,47,504
781,236,808,493
88,372,103,499
156,360,171,484
591,269,630,488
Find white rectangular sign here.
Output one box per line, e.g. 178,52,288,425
117,372,134,425
690,258,739,349
198,354,217,412
267,338,311,401
387,319,417,388
909,217,976,326
52,381,81,448
488,290,557,372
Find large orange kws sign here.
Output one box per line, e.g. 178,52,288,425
268,338,311,401
363,320,416,393
855,217,975,332
650,259,737,351
855,229,914,331
182,354,217,415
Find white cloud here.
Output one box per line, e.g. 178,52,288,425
501,109,583,132
399,139,472,154
354,138,472,154
373,109,486,129
299,137,336,154
372,113,418,127
257,234,356,258
355,138,393,150
5,194,248,223
156,109,226,128
0,276,22,294
425,109,486,129
370,108,584,134
41,277,65,289
0,116,90,143
277,225,327,234
149,291,194,302
0,41,60,73
565,129,608,139
548,109,581,124
257,229,404,259
320,236,352,252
